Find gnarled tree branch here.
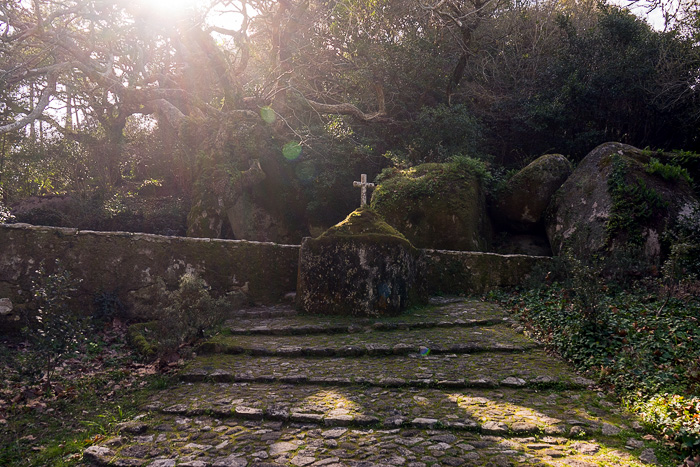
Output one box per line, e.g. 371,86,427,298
0,74,56,134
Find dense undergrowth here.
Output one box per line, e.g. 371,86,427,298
0,321,175,467
0,264,219,467
499,253,700,462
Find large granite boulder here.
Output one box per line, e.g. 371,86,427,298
491,154,572,233
187,158,309,243
370,161,493,251
297,208,427,316
546,142,699,260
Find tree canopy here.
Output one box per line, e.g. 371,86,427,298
1,0,699,240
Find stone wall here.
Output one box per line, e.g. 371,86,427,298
0,223,300,321
0,224,550,325
421,249,550,295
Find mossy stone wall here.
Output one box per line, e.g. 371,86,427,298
297,236,427,316
0,223,549,324
0,223,299,319
421,249,550,295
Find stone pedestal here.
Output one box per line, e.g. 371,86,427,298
297,208,426,316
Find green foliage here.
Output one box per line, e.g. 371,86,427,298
450,155,492,181
402,105,484,165
0,193,14,223
646,157,693,184
22,261,85,387
502,6,700,162
662,202,700,281
505,246,700,456
13,206,71,227
606,155,667,245
129,273,229,357
92,291,126,324
631,394,700,453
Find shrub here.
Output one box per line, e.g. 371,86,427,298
22,261,85,388
0,189,14,223
607,154,667,246
13,207,71,227
504,247,700,457
646,157,693,184
403,104,484,165
631,394,700,454
127,272,229,357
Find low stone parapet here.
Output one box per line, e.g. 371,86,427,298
421,249,550,295
0,223,300,320
0,223,550,327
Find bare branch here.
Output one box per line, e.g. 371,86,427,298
0,74,56,134
303,83,388,122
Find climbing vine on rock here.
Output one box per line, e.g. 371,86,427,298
606,154,667,246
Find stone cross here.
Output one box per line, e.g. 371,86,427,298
353,174,375,207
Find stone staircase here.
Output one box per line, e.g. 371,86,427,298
84,298,661,467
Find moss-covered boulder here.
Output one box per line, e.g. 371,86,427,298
297,208,427,316
185,121,309,242
491,154,572,233
370,161,493,251
545,142,699,261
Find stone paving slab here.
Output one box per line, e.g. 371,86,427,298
201,325,539,357
183,351,592,389
144,382,635,438
84,414,657,467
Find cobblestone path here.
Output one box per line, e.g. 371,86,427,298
83,298,663,467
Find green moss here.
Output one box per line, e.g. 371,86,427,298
320,207,409,241
127,321,159,358
371,161,491,251
372,161,480,205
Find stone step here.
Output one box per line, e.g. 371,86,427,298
198,324,539,357
84,412,656,467
226,317,509,336
82,298,661,467
223,300,510,336
182,352,594,390
145,382,634,440
226,305,299,320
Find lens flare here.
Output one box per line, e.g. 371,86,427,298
282,141,302,161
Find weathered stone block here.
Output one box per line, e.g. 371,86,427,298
297,208,427,316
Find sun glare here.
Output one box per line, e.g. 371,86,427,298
135,0,204,18
132,0,250,30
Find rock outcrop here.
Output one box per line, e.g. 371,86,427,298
491,154,572,233
546,142,699,260
297,208,427,316
371,162,493,251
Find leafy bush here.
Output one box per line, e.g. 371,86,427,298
0,200,13,223
631,394,700,453
661,203,700,282
607,154,667,245
22,261,85,388
450,155,492,181
504,251,700,457
13,207,71,227
93,291,126,324
128,272,229,357
403,104,484,165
